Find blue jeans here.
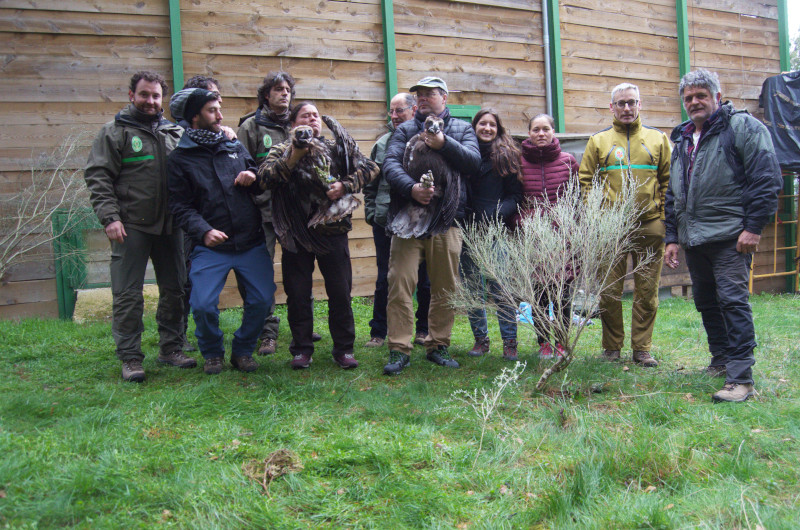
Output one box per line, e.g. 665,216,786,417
370,224,430,339
189,244,275,359
685,239,755,385
459,247,517,341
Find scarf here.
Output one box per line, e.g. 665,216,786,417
186,127,225,146
128,104,162,132
263,105,291,129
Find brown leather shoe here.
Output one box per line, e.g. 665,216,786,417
258,338,277,355
414,332,427,346
712,383,754,403
602,349,621,361
231,355,259,373
468,336,490,357
633,350,658,367
502,339,518,361
364,337,385,348
121,359,145,382
203,356,223,375
157,350,197,368
333,352,359,369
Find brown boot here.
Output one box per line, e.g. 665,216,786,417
633,350,658,367
121,359,145,382
157,350,197,368
231,355,259,373
712,383,754,403
502,339,518,361
468,336,490,357
601,349,620,361
258,338,277,355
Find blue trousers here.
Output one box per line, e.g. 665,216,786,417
685,239,756,385
459,247,517,341
189,244,275,359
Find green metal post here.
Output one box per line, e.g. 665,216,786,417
783,172,797,292
168,0,184,91
777,0,790,72
380,0,398,106
546,0,565,132
676,0,690,121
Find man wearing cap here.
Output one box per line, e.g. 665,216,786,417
85,71,194,382
381,77,481,374
167,88,276,375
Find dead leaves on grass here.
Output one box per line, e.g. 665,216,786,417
242,449,303,497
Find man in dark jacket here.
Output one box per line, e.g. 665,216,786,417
381,77,481,374
85,71,195,383
167,89,276,375
363,92,431,349
664,69,782,402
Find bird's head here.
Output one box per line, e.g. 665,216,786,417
424,115,444,135
291,125,314,148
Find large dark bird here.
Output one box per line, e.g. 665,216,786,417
387,115,461,238
270,115,373,254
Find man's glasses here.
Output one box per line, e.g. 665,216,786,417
388,106,412,116
613,99,639,109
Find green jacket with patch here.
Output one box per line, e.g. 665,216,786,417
84,104,183,234
578,115,671,223
237,107,289,224
363,125,394,227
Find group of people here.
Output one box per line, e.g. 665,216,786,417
85,68,781,403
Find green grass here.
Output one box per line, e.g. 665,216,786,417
1,294,799,528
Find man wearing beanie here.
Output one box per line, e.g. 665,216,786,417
85,71,195,382
167,88,276,376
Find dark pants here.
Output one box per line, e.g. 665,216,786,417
459,246,517,341
534,281,572,346
685,239,756,385
283,232,355,357
110,227,185,361
370,224,430,339
190,244,275,359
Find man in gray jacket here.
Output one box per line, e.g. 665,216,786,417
664,69,782,402
84,71,196,382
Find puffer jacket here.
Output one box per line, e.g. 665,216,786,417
464,143,522,226
84,104,183,234
383,109,481,237
578,115,671,222
238,107,290,224
167,134,263,252
515,137,578,224
665,102,782,248
363,125,394,227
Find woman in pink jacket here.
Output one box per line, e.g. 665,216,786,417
517,114,579,359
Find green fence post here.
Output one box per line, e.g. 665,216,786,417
545,0,565,133
676,0,691,122
380,0,398,106
169,0,184,91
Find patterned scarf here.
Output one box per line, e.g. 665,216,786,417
186,127,225,146
263,105,291,129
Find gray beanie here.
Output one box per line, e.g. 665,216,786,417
169,88,218,124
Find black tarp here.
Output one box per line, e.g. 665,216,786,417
759,71,800,171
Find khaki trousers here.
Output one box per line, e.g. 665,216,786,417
600,218,665,352
387,228,462,354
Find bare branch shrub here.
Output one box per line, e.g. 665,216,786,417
450,174,655,390
0,133,93,283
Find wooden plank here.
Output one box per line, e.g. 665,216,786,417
0,33,172,59
0,72,173,103
213,74,386,103
560,4,677,38
563,0,677,22
691,36,780,61
0,278,56,306
180,0,380,23
0,300,59,320
0,9,170,37
562,57,680,83
453,0,540,12
1,55,175,81
0,0,168,16
689,0,778,19
689,6,779,31
561,23,677,54
691,50,779,74
395,33,544,61
0,246,55,283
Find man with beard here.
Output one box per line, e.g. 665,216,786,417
167,89,276,375
85,71,195,382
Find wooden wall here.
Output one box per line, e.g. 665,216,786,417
0,0,789,319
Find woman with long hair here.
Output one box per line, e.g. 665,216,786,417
517,113,580,359
461,108,523,361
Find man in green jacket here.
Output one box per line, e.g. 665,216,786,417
579,82,672,368
84,71,196,382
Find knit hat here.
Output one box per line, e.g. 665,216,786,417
169,88,218,124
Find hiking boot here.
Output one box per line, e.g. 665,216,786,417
258,338,277,355
231,355,259,373
555,343,566,358
383,351,410,375
539,343,554,359
602,349,621,361
312,332,322,342
181,337,197,352
203,356,223,375
414,332,427,346
468,336,490,357
633,350,659,367
502,338,518,361
712,383,754,403
121,359,145,382
333,352,359,369
426,346,459,368
157,350,197,368
364,337,385,348
290,353,313,370
704,365,727,378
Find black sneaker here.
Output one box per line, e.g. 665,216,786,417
426,346,459,368
383,351,410,375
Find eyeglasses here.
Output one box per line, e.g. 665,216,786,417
613,99,639,109
388,106,412,116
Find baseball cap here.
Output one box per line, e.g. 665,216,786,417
409,76,448,94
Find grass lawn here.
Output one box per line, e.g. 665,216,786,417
1,294,799,528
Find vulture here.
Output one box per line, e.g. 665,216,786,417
387,115,462,238
270,115,373,255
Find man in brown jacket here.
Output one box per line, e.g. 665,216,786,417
84,71,196,382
